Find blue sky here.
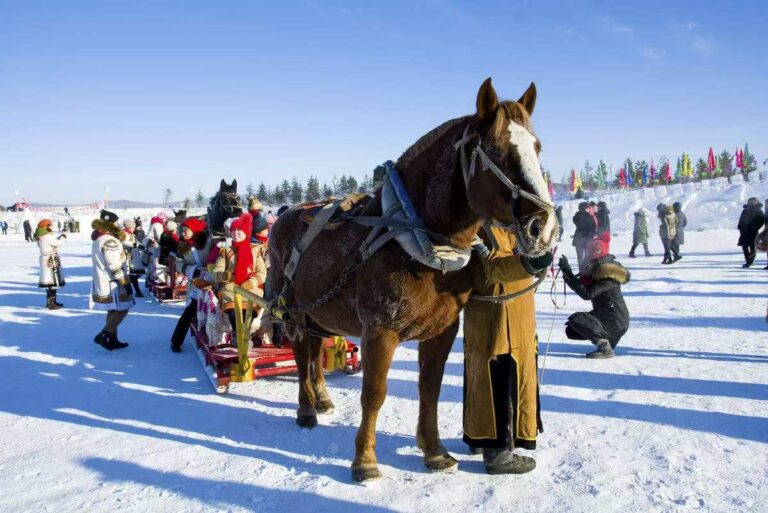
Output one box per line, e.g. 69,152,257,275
1,0,766,204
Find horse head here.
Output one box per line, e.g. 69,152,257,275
462,78,558,257
207,179,243,236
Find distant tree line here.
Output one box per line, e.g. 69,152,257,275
244,173,375,207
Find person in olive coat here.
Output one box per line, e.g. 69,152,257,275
629,208,652,257
737,197,765,268
596,201,610,236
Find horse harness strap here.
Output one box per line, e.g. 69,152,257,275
469,270,546,303
454,125,554,212
284,199,341,283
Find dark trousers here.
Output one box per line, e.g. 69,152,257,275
742,244,756,264
670,239,681,257
565,311,617,348
661,238,672,261
171,299,198,347
629,243,650,256
575,243,587,268
104,309,129,335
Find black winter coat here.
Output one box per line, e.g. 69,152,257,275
572,211,597,247
562,255,630,345
596,207,610,234
737,205,765,247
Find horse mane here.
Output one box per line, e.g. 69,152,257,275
396,116,467,169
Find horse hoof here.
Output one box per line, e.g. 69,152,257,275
315,400,335,415
296,413,318,429
351,464,382,483
424,452,459,473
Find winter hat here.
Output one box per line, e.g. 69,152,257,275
156,212,169,222
165,220,178,232
37,219,53,230
585,237,609,261
123,218,136,230
230,213,253,237
100,209,119,224
248,197,263,211
182,217,207,235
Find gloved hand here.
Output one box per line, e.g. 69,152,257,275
558,255,572,274
522,251,553,275
137,244,146,251
124,280,133,297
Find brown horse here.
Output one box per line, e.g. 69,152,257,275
267,78,557,482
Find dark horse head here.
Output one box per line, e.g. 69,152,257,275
207,179,242,236
462,78,557,256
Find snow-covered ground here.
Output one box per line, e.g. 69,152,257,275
0,225,766,512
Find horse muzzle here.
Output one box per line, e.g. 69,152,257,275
516,207,558,257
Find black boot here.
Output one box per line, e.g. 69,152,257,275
482,447,536,475
586,339,615,359
171,341,182,353
131,276,145,297
94,331,128,351
46,289,62,310
673,254,682,262
628,252,636,258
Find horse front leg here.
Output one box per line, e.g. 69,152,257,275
293,333,318,428
310,336,335,414
352,328,398,482
416,320,459,473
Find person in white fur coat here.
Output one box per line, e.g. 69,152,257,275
90,210,132,351
35,218,67,309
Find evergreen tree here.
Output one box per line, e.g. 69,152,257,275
246,182,255,199
305,176,320,202
272,185,286,205
634,160,647,186
322,182,333,198
280,180,291,200
163,188,173,208
194,189,206,209
290,177,303,204
743,143,756,173
336,175,348,195
695,158,708,177
256,182,269,203
346,176,359,193
718,150,734,176
360,174,373,193
182,197,192,209
595,160,608,190
581,160,595,190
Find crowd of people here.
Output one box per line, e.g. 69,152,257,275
19,191,767,477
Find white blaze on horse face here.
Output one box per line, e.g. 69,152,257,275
507,121,556,242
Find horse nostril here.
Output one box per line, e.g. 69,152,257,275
529,220,541,238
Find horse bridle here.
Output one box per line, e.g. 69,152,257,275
453,124,554,212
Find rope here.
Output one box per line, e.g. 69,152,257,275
538,249,567,386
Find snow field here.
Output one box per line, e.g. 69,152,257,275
0,224,766,513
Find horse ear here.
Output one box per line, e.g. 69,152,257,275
476,77,499,120
220,179,226,191
518,82,537,116
231,179,238,191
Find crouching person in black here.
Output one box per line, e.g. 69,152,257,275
557,237,630,359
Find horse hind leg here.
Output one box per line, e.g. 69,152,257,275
293,333,319,428
310,336,335,414
416,320,460,473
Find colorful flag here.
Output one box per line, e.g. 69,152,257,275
664,161,672,183
642,162,649,185
707,147,716,173
650,158,656,183
619,167,627,188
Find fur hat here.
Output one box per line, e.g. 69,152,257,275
156,212,169,222
586,237,609,261
165,220,178,232
37,219,53,230
123,218,136,230
100,209,119,224
182,217,207,235
230,213,252,236
248,197,263,211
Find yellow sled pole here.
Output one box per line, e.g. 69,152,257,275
232,285,291,322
